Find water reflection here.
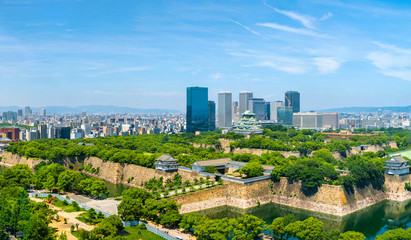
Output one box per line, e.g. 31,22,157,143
102,180,133,197
196,199,411,240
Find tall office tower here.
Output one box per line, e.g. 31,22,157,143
186,87,209,133
218,91,232,128
17,109,23,117
293,112,323,130
208,101,216,131
38,124,47,139
40,108,46,117
270,101,285,122
249,98,266,121
3,111,17,121
277,107,293,126
265,102,271,120
322,113,340,130
60,127,71,139
48,126,55,139
239,91,253,115
54,126,71,139
24,106,31,116
285,91,300,113
232,101,238,119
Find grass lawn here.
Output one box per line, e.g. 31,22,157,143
119,226,166,240
36,197,85,213
53,199,85,213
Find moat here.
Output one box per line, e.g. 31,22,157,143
196,199,411,240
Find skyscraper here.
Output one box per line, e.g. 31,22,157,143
186,87,209,133
232,101,238,119
265,102,271,120
285,91,300,113
208,101,216,131
239,91,253,115
249,98,266,121
38,124,47,139
218,91,232,128
277,107,293,126
270,101,285,122
40,108,46,117
24,106,31,116
17,109,23,117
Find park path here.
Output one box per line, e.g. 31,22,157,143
30,196,95,239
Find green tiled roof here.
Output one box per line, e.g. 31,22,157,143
389,149,411,160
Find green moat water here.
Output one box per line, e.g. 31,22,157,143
196,199,411,240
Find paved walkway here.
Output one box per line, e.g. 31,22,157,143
146,221,196,240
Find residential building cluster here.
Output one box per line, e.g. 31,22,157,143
0,106,185,143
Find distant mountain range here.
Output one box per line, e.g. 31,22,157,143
316,105,411,113
0,105,182,114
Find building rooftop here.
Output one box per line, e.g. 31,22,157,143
156,154,177,162
192,158,275,171
192,158,231,167
388,149,411,160
385,155,408,164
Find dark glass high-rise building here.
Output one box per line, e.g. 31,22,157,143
186,87,209,133
285,91,300,113
208,101,216,131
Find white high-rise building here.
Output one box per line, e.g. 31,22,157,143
270,101,285,122
218,91,232,128
293,112,323,130
70,128,83,139
81,124,91,135
40,108,46,117
48,126,55,139
239,91,253,115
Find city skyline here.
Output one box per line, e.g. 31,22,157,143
1,0,411,111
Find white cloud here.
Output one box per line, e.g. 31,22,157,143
246,60,306,74
263,1,316,29
367,42,411,81
319,12,333,21
211,73,223,81
313,57,342,74
231,19,261,36
256,22,329,38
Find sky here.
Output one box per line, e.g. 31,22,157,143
0,0,411,112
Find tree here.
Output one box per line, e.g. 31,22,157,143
339,231,366,240
3,164,32,189
57,170,75,191
375,228,411,240
92,215,124,239
58,232,68,240
285,217,323,240
239,162,264,178
173,173,182,186
231,215,267,240
118,198,144,221
183,180,191,187
24,212,54,240
179,213,206,230
313,149,337,164
269,215,295,240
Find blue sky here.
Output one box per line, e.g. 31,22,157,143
0,0,411,111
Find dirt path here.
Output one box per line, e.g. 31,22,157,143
30,197,95,239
